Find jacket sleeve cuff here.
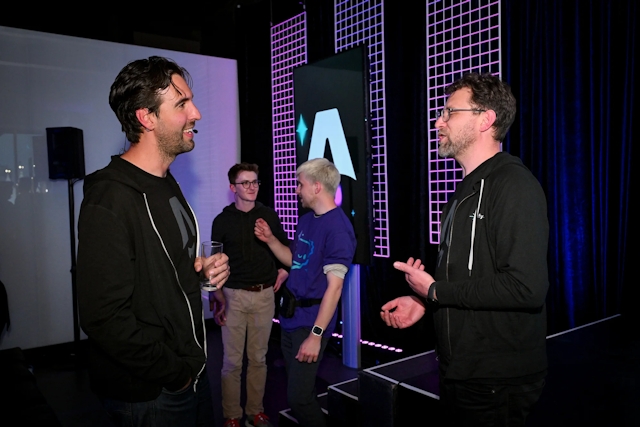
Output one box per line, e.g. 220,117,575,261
430,281,447,303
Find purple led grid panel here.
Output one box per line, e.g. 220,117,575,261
271,13,307,240
336,0,389,258
426,0,501,244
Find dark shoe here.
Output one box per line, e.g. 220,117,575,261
245,412,273,427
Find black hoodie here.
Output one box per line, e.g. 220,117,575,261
77,156,206,401
211,202,289,289
433,152,549,383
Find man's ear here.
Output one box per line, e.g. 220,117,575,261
479,109,496,133
136,108,155,132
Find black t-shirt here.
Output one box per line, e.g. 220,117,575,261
125,163,203,338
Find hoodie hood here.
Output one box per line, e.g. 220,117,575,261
466,151,528,188
84,155,146,196
221,200,266,215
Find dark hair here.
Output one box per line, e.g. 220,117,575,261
108,56,192,143
228,162,259,184
445,72,516,142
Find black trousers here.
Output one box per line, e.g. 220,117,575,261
439,377,546,427
280,327,329,427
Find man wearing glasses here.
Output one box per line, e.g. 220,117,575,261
381,73,549,427
210,162,289,427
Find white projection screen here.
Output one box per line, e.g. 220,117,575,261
0,26,240,350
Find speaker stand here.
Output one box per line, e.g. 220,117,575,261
67,178,81,355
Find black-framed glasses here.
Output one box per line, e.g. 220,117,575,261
234,180,261,189
437,107,487,122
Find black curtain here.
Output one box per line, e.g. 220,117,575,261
236,0,637,357
503,0,637,333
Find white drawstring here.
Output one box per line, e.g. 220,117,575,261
468,179,485,274
144,193,206,392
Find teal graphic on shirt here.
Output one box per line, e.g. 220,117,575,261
291,232,314,270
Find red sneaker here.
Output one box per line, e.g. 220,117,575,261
224,419,240,427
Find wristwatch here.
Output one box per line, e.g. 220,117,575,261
311,325,324,336
427,282,438,306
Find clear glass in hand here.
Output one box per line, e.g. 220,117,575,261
200,241,223,291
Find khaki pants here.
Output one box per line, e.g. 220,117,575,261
220,286,275,420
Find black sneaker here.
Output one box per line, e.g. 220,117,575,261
245,412,273,427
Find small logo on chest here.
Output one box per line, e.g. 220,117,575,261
469,212,484,220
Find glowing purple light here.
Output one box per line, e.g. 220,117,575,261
271,12,307,241
426,0,501,244
335,184,342,206
335,0,389,257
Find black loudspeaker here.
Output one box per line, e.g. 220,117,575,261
46,127,85,180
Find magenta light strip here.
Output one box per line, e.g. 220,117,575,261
426,0,501,244
335,0,389,258
271,317,403,353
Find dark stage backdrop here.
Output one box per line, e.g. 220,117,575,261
502,0,637,333
235,0,636,356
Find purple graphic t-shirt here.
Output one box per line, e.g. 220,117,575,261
279,207,356,335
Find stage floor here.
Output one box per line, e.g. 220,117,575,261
25,313,639,427
327,313,639,427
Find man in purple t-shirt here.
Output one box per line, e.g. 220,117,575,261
255,158,356,427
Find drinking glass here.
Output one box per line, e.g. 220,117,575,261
200,241,224,291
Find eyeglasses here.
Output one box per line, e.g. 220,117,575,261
234,180,261,189
437,108,487,122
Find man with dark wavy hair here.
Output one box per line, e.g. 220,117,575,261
381,72,549,427
77,56,230,427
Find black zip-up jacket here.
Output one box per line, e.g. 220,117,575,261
433,152,549,382
211,202,289,289
76,156,207,401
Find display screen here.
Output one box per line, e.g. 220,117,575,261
293,45,372,265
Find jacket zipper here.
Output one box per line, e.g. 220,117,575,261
143,193,206,392
443,190,477,361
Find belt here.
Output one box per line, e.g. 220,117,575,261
242,283,274,292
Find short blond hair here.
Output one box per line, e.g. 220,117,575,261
296,158,341,196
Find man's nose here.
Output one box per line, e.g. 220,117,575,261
191,104,202,121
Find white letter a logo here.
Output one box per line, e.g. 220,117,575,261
308,108,356,179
